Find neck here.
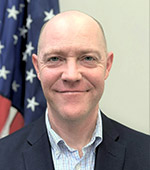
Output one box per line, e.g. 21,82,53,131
48,107,99,155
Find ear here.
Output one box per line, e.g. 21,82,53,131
104,52,114,80
32,53,41,80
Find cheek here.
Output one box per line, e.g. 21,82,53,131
84,68,106,89
39,68,60,90
92,77,105,93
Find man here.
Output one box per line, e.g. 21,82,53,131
0,11,149,170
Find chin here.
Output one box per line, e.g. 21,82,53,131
60,106,91,122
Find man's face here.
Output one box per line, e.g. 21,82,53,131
33,15,113,122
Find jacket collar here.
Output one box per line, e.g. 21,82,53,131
22,115,55,170
94,112,126,170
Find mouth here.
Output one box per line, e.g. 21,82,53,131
54,89,90,93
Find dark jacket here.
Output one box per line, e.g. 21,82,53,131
0,112,149,170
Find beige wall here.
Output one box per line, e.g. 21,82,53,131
59,0,149,134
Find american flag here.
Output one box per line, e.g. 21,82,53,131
0,0,59,138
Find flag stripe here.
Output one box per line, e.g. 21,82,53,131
0,103,24,138
9,111,24,135
0,95,11,133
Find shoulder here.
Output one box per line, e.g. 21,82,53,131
112,118,150,168
1,125,29,147
101,111,150,143
0,115,46,158
0,115,51,169
109,115,149,144
101,112,150,169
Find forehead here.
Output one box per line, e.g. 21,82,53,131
38,13,106,55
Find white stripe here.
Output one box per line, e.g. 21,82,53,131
0,106,17,138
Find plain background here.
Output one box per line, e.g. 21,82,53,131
59,0,149,134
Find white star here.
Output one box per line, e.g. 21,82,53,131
7,5,19,20
12,80,20,92
26,69,36,83
27,0,31,3
26,42,34,56
13,35,18,45
44,9,54,22
26,14,33,29
0,66,10,80
19,26,28,38
0,41,4,54
27,96,39,112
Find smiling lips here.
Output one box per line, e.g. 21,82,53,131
55,89,90,94
55,89,90,93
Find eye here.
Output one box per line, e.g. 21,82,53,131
46,56,65,67
84,56,95,61
80,55,99,68
48,56,60,62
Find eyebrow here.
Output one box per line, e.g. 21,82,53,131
42,48,102,60
42,49,65,61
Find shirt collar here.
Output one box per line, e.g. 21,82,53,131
45,109,103,153
45,109,63,153
86,111,103,150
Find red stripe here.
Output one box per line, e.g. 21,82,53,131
9,112,24,134
0,95,11,133
0,95,24,135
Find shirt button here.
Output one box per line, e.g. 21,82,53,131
75,163,81,170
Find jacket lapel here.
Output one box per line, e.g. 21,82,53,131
94,113,126,170
22,115,55,170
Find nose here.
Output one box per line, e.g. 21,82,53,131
61,59,82,82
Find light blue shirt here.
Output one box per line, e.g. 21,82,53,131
45,110,103,170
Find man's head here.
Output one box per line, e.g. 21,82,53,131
32,11,113,122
